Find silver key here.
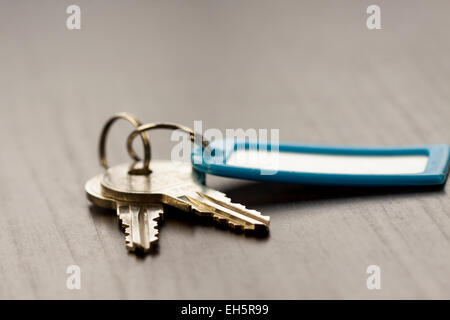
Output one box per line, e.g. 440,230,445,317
99,160,270,232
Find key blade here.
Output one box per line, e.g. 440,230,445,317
183,193,269,232
197,192,270,226
118,204,163,252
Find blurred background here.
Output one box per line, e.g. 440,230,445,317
0,0,449,299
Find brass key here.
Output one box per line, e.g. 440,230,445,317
85,175,163,252
98,160,270,232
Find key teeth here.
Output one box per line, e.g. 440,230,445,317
140,209,161,251
197,192,270,226
124,226,133,249
184,193,269,233
209,212,255,232
118,206,163,253
149,209,161,242
199,192,266,215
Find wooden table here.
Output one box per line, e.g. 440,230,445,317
0,0,449,299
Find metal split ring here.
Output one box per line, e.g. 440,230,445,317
99,114,210,176
126,122,210,170
99,112,151,175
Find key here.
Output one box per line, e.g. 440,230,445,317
99,160,270,232
85,175,163,252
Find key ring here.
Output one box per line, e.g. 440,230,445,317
126,122,210,172
99,112,152,175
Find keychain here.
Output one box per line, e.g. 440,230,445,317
87,113,450,254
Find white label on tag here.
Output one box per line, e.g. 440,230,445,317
226,150,428,175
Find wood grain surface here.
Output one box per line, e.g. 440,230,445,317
0,0,449,299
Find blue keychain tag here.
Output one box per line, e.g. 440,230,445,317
192,141,450,187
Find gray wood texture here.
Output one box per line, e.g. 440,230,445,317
0,0,449,299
